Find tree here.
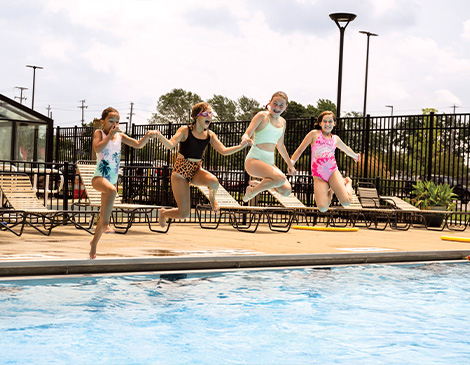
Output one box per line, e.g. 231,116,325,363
207,95,237,122
149,88,202,124
237,96,261,120
314,99,337,116
282,100,308,119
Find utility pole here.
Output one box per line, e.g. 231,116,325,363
127,102,135,129
451,105,459,114
78,99,88,125
46,105,52,118
14,87,28,104
26,65,43,110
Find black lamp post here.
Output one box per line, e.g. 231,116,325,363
26,65,43,110
385,105,393,116
359,31,378,116
329,12,356,119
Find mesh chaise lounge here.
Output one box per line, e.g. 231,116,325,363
0,172,93,235
195,184,295,233
76,161,170,234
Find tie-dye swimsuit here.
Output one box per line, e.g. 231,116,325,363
311,132,338,182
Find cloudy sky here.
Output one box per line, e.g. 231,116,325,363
2,0,470,126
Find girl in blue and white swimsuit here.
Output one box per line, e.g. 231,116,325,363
89,107,157,259
242,91,295,202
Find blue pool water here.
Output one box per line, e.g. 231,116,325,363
1,263,470,364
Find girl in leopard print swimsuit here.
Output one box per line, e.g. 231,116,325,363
154,102,250,228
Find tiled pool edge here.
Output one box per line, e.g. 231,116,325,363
1,250,469,277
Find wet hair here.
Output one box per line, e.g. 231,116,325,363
316,111,336,127
266,91,289,110
190,102,210,124
101,107,119,120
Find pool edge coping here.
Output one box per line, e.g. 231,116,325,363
1,250,469,277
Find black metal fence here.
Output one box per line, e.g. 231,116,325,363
2,112,468,226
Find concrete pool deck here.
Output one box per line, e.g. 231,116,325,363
1,223,470,276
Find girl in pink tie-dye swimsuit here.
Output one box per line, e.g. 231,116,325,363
291,111,360,212
311,131,338,182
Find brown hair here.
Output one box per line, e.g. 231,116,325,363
101,107,119,120
190,102,210,124
316,111,336,127
265,91,289,110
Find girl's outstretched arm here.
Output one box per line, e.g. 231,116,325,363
290,130,316,165
276,126,295,174
210,131,250,156
121,130,157,149
335,136,360,162
241,112,264,144
155,127,187,150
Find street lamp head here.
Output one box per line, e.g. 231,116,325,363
359,31,379,37
26,65,44,70
329,12,357,28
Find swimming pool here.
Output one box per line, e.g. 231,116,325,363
1,263,469,363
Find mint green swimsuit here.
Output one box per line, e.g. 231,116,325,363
245,115,284,165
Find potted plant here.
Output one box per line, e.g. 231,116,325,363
406,180,457,227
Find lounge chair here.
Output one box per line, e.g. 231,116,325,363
356,183,414,230
76,161,170,234
195,184,295,233
266,186,372,228
0,173,93,235
0,209,25,236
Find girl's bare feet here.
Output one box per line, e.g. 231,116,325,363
208,188,220,212
344,177,353,196
158,209,168,228
327,188,334,205
89,241,97,259
243,185,256,202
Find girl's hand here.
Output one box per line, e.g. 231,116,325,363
241,138,252,147
147,130,158,139
110,123,120,136
288,165,296,175
241,135,253,146
154,130,162,140
354,153,361,162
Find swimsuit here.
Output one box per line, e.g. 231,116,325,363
178,126,210,160
311,132,338,182
245,114,284,165
92,130,121,185
172,158,203,182
173,126,210,182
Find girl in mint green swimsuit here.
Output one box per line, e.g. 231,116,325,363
241,91,295,202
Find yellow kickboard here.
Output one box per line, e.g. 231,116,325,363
441,236,470,243
292,225,359,232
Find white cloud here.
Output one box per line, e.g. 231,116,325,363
462,19,470,40
2,0,470,124
435,89,461,106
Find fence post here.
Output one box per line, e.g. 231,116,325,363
63,161,69,210
427,112,434,180
55,126,60,161
73,126,78,164
363,114,370,178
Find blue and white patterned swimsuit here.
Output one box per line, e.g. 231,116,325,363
92,130,122,185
